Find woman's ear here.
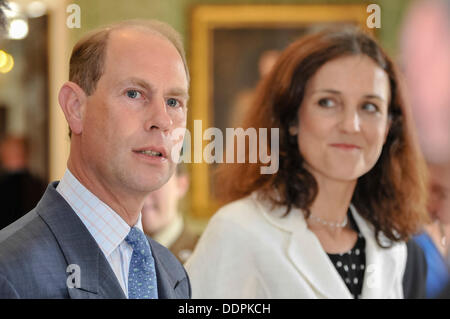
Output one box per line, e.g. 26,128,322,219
58,82,87,136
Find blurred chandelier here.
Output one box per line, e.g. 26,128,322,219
3,1,47,40
0,49,14,73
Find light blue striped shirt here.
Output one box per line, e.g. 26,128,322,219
56,169,145,298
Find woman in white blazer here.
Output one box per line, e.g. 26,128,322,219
185,27,429,299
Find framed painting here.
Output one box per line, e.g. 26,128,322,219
188,4,374,219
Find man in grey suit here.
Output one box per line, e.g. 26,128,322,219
0,20,191,298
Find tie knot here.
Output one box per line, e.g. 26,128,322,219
125,227,150,257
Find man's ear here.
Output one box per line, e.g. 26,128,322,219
58,81,87,136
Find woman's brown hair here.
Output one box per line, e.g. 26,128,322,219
216,27,429,247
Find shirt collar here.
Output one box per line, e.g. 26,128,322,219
56,169,142,257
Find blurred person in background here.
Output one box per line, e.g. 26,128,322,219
229,50,280,128
401,0,450,164
0,135,46,230
142,164,199,264
414,164,450,298
401,0,450,298
186,27,429,299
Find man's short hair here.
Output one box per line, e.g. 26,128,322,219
69,19,190,96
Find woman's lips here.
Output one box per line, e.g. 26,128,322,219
329,143,361,150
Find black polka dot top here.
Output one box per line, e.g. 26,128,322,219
327,213,366,299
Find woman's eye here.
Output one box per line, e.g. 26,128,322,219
126,90,141,99
167,98,180,108
318,98,335,108
362,102,379,113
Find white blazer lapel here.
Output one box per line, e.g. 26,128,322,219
350,205,406,298
288,229,353,298
260,204,352,299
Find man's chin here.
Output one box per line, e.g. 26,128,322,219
135,168,172,189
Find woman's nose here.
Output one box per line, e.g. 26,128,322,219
340,109,361,133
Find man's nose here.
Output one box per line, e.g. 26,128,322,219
340,108,361,133
145,98,173,132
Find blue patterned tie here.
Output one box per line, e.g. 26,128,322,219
125,227,158,299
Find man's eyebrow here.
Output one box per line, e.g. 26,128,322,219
167,88,189,101
118,77,189,100
120,77,154,91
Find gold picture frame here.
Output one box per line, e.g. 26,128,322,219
188,4,373,219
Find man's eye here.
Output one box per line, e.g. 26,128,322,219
167,98,180,108
126,90,141,99
318,98,335,108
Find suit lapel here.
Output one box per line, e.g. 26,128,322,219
258,198,406,298
350,206,406,298
287,229,353,298
259,203,352,298
36,183,126,299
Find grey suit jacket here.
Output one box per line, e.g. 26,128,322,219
0,182,191,299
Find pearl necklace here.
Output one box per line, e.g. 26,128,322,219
308,214,348,228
